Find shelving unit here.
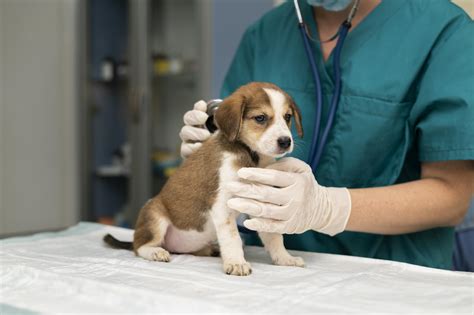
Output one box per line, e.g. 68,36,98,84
83,0,274,227
86,0,129,225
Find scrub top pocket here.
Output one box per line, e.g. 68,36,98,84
317,95,413,188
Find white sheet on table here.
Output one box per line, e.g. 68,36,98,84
0,222,473,314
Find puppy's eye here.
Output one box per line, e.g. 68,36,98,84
254,115,267,124
284,114,292,122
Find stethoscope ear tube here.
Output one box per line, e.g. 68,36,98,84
293,0,356,172
299,21,351,172
310,23,350,170
299,23,323,171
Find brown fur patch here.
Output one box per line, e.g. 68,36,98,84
289,100,303,138
214,92,246,142
133,198,167,253
240,93,274,148
158,136,222,232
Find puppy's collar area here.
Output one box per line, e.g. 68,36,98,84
238,141,260,166
249,148,260,165
216,132,260,166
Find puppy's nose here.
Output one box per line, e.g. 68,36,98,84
277,137,292,149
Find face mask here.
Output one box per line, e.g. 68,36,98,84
306,0,353,12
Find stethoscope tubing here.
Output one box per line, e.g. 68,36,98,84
299,23,323,172
293,0,355,172
310,23,350,171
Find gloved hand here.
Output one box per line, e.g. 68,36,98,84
226,157,351,236
179,100,211,158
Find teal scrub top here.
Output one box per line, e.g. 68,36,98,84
220,0,474,269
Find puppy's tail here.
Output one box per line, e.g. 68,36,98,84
103,233,133,250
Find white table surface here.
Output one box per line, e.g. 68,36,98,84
1,222,473,314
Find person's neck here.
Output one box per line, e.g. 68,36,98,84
312,0,381,60
313,0,381,34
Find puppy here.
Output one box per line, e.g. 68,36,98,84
104,82,305,276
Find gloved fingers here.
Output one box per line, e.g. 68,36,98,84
179,125,211,142
266,157,312,174
237,167,296,188
226,181,290,205
180,142,202,158
227,198,292,220
243,218,287,234
193,100,208,112
183,109,208,126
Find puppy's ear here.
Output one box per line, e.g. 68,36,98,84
290,100,304,138
215,93,246,142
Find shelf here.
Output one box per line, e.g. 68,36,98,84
90,77,128,84
153,70,196,79
96,165,130,177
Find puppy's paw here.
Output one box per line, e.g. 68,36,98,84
273,255,305,267
137,246,171,262
151,248,171,262
223,261,252,276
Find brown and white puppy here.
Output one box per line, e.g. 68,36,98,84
104,82,305,276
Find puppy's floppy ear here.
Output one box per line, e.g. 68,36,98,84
290,100,304,138
214,93,246,142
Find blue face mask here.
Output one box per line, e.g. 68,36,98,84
306,0,353,12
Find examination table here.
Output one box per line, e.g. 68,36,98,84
1,222,472,314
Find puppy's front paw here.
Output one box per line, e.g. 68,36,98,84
273,255,305,267
223,261,252,276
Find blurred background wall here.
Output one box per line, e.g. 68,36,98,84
0,0,472,235
0,0,80,234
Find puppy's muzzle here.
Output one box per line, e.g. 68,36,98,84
277,136,292,150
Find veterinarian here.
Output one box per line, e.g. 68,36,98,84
180,0,474,269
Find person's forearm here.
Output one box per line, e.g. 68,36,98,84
346,177,472,235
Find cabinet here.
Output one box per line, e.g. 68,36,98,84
0,0,81,235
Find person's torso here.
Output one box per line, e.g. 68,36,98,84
242,0,471,269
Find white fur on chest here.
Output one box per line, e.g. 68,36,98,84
211,152,240,221
214,152,274,219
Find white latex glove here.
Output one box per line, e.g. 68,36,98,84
226,157,351,236
179,100,212,158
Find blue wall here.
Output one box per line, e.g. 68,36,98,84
211,0,274,97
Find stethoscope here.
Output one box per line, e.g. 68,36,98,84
293,0,360,171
